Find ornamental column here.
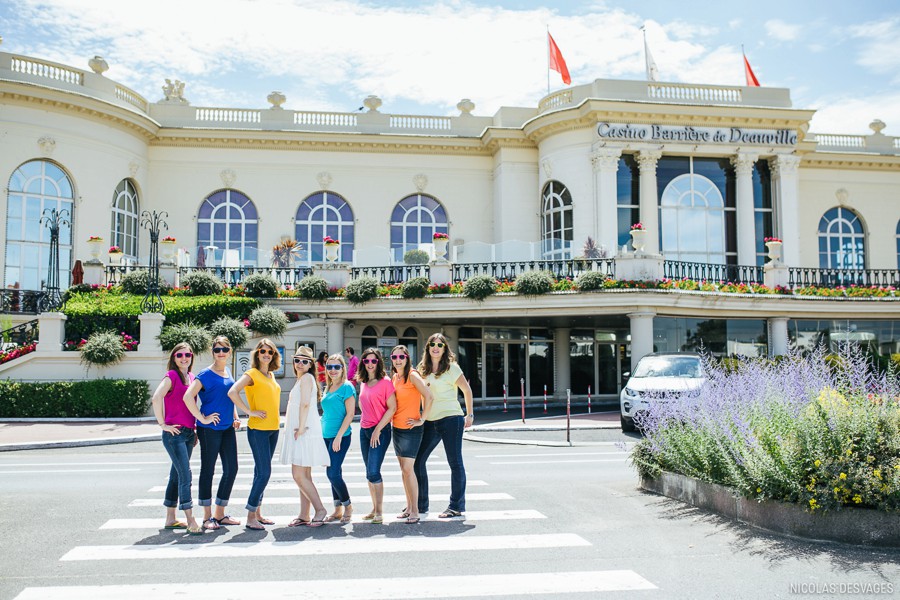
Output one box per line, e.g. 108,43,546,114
591,147,622,257
732,153,759,266
326,318,346,356
628,311,656,372
770,154,801,267
636,150,662,255
554,327,571,399
768,317,790,358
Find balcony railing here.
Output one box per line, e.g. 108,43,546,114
351,265,431,285
0,319,39,347
178,266,314,288
663,261,764,285
452,259,614,282
0,290,45,314
788,267,900,289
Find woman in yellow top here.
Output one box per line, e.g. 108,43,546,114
390,344,433,524
413,332,474,518
228,338,281,531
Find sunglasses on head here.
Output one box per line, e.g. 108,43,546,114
174,352,193,359
390,354,407,361
325,364,343,370
257,348,274,356
293,358,311,365
429,342,445,348
212,347,230,354
362,358,379,365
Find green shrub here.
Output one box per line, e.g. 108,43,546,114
248,306,289,337
62,283,97,302
209,317,249,349
401,276,430,299
0,379,150,418
180,270,224,296
514,270,553,296
403,249,429,265
119,270,171,295
80,331,126,367
345,276,379,305
576,271,608,292
463,274,498,301
242,273,280,298
298,275,331,301
159,322,212,353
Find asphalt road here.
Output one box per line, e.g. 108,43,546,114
1,428,898,599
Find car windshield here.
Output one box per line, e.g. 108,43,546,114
633,356,702,378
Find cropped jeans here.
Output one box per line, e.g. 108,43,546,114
414,415,466,513
161,427,196,511
246,428,279,512
359,425,392,484
324,434,352,506
196,426,239,507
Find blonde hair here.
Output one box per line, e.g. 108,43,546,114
325,353,348,389
293,345,321,402
251,338,281,372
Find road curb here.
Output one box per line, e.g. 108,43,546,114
0,434,159,452
463,432,627,447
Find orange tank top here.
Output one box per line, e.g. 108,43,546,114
391,373,422,429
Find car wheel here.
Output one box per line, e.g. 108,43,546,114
620,415,635,432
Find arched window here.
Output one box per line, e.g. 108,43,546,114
5,160,74,290
819,207,865,270
660,173,726,264
110,179,139,259
390,194,448,261
294,191,354,263
541,181,573,259
197,189,258,266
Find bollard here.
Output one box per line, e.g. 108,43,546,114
566,388,571,444
502,383,507,413
520,378,525,424
543,384,548,414
587,385,592,414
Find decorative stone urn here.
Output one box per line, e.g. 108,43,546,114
324,243,340,263
87,239,104,261
267,91,286,109
88,55,109,75
160,240,177,264
766,240,783,263
433,238,449,261
630,229,648,254
108,250,124,265
363,95,382,112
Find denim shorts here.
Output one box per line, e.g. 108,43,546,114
392,425,424,458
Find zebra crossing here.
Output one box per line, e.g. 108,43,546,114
12,446,657,599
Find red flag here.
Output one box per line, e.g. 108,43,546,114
743,52,760,87
548,32,571,85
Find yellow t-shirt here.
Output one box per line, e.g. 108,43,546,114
424,362,464,422
245,367,281,430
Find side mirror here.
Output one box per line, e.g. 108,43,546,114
622,371,630,381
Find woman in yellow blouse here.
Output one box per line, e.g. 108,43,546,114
228,338,281,531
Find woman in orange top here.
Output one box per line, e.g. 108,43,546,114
390,344,433,524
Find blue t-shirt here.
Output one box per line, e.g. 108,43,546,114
196,367,236,431
321,381,356,439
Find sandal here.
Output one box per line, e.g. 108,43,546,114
186,525,204,536
340,512,353,524
370,515,383,524
164,521,187,529
362,512,376,520
245,523,266,531
438,508,463,518
405,516,421,524
288,517,309,527
307,519,325,528
323,512,343,523
396,509,410,520
257,517,275,525
217,515,240,526
202,518,220,530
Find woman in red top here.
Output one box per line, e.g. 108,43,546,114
316,351,328,386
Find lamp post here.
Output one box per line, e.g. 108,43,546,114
39,208,70,312
140,210,168,313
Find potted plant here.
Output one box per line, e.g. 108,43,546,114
629,223,647,254
160,235,177,263
323,235,341,263
108,244,124,264
764,236,783,262
432,231,449,261
86,235,104,261
271,238,303,268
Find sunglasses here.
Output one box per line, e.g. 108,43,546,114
325,364,343,370
174,352,193,359
257,348,275,356
429,342,445,348
294,358,311,365
212,347,230,354
390,354,408,361
362,358,379,365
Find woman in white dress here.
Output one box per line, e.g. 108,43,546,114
280,346,330,527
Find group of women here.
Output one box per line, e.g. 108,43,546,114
151,332,474,534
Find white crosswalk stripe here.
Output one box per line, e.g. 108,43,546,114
128,492,514,507
146,479,488,492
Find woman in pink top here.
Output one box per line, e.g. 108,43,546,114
356,348,396,524
151,342,220,535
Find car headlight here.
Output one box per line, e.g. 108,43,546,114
623,387,638,398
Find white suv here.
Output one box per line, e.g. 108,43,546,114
619,353,706,432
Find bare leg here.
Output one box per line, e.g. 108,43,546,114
165,506,179,527
399,457,419,519
293,466,326,522
182,508,199,531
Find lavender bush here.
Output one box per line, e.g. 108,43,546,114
631,346,900,512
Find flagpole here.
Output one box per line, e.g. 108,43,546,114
546,25,550,96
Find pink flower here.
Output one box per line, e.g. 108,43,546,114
630,223,645,231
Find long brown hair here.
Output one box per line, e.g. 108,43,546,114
326,353,348,389
293,346,321,403
251,338,281,372
356,347,386,383
418,332,456,377
391,344,412,383
166,342,194,386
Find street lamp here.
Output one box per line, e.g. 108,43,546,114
39,208,70,312
140,210,168,313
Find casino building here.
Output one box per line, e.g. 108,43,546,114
1,50,899,406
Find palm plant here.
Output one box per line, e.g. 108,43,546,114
271,239,304,268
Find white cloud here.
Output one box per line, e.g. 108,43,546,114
850,17,900,76
808,92,900,135
764,19,801,42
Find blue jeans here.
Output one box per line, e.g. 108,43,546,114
246,428,279,511
324,434,352,506
415,415,466,513
196,426,239,507
161,427,196,510
359,425,391,484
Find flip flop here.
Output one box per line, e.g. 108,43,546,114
362,512,375,520
164,521,187,529
307,519,325,528
322,514,342,523
438,508,463,518
186,526,204,536
370,515,383,524
405,516,421,524
340,513,353,524
257,517,275,525
202,518,220,530
217,515,240,526
288,517,309,527
245,523,266,531
396,510,410,520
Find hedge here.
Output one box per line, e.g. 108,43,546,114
0,379,150,418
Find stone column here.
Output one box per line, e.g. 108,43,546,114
37,312,66,354
731,152,759,266
440,325,460,351
326,318,346,356
137,313,165,355
770,154,801,267
554,327,571,399
591,147,622,257
768,317,790,358
636,150,662,255
628,311,656,372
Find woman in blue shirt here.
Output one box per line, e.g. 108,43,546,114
319,353,356,524
183,336,242,530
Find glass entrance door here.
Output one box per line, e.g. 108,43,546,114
484,342,527,398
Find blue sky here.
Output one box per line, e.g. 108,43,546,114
1,0,898,133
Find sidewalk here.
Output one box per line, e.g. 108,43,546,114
0,410,627,451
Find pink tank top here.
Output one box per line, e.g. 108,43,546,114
164,370,196,429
